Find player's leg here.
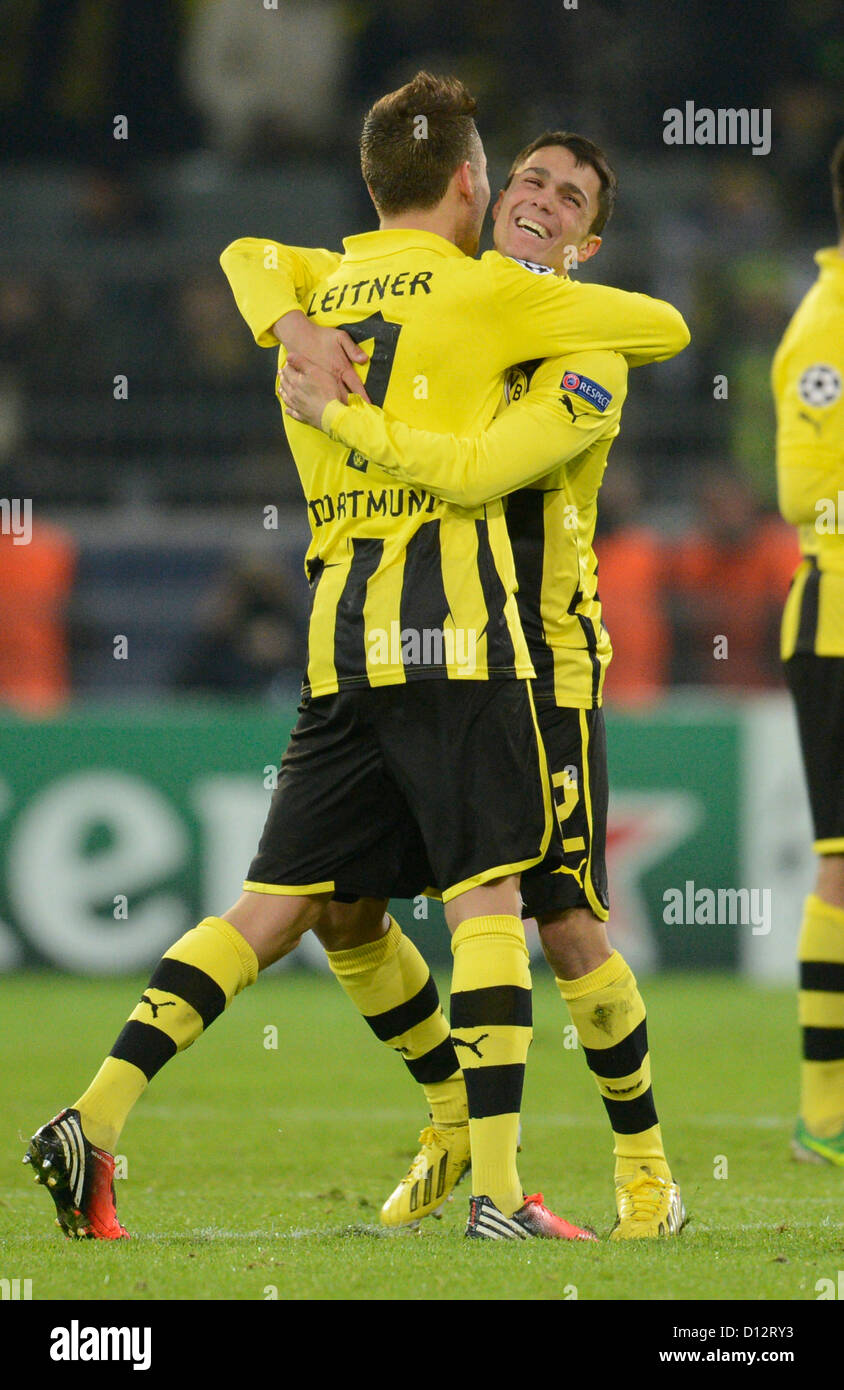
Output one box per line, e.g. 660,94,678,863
24,691,404,1236
24,886,319,1239
816,854,844,911
522,704,684,1236
259,690,470,1225
382,679,594,1240
784,653,844,1164
442,872,530,1222
241,688,468,1215
538,907,683,1237
315,897,465,1128
313,898,470,1225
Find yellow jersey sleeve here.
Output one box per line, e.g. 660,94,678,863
483,255,690,367
220,237,690,364
219,238,342,346
322,350,628,509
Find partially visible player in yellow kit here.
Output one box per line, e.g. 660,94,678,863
773,135,844,1166
273,133,688,1238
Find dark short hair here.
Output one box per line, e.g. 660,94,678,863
360,71,480,216
504,131,617,235
831,135,844,235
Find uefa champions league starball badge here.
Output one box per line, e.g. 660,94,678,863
797,363,842,408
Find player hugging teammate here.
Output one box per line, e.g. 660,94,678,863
25,72,690,1245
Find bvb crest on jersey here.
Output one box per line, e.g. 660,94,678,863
504,367,529,404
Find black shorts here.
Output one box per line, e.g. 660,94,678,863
245,679,559,904
783,653,844,853
520,704,609,921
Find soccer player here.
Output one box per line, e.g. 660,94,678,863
26,73,686,1244
274,133,687,1238
773,135,844,1166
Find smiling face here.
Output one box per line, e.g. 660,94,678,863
492,143,604,272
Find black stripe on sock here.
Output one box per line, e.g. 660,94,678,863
364,976,441,1042
463,1063,525,1119
148,957,227,1028
582,1017,649,1079
800,961,844,993
602,1086,659,1135
404,1036,460,1085
451,985,532,1029
110,1020,178,1082
803,1026,844,1061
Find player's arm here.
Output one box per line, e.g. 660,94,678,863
220,236,369,398
773,342,844,525
220,238,340,345
486,256,691,367
281,352,627,509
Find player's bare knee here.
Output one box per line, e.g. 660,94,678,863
537,907,611,979
313,897,390,952
222,890,327,969
445,874,521,932
816,855,844,911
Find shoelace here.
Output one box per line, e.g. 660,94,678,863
618,1172,668,1222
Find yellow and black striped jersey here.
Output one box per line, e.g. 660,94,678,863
773,248,844,658
221,232,689,698
321,350,630,707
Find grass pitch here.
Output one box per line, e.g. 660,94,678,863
3,970,842,1303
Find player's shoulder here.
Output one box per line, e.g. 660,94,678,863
779,257,843,337
477,250,575,293
774,278,844,397
783,296,842,360
479,250,552,276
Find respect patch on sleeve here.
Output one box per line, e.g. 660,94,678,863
559,371,613,412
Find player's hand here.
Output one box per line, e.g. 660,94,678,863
272,312,370,403
278,352,346,429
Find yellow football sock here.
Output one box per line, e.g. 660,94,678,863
75,916,258,1152
325,916,466,1127
451,915,532,1216
799,894,844,1138
557,950,670,1183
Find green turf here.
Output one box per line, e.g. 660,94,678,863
3,971,842,1302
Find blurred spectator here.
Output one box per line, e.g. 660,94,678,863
172,274,254,384
176,554,306,697
669,467,800,689
183,0,349,162
594,463,671,705
0,517,75,714
0,0,192,165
